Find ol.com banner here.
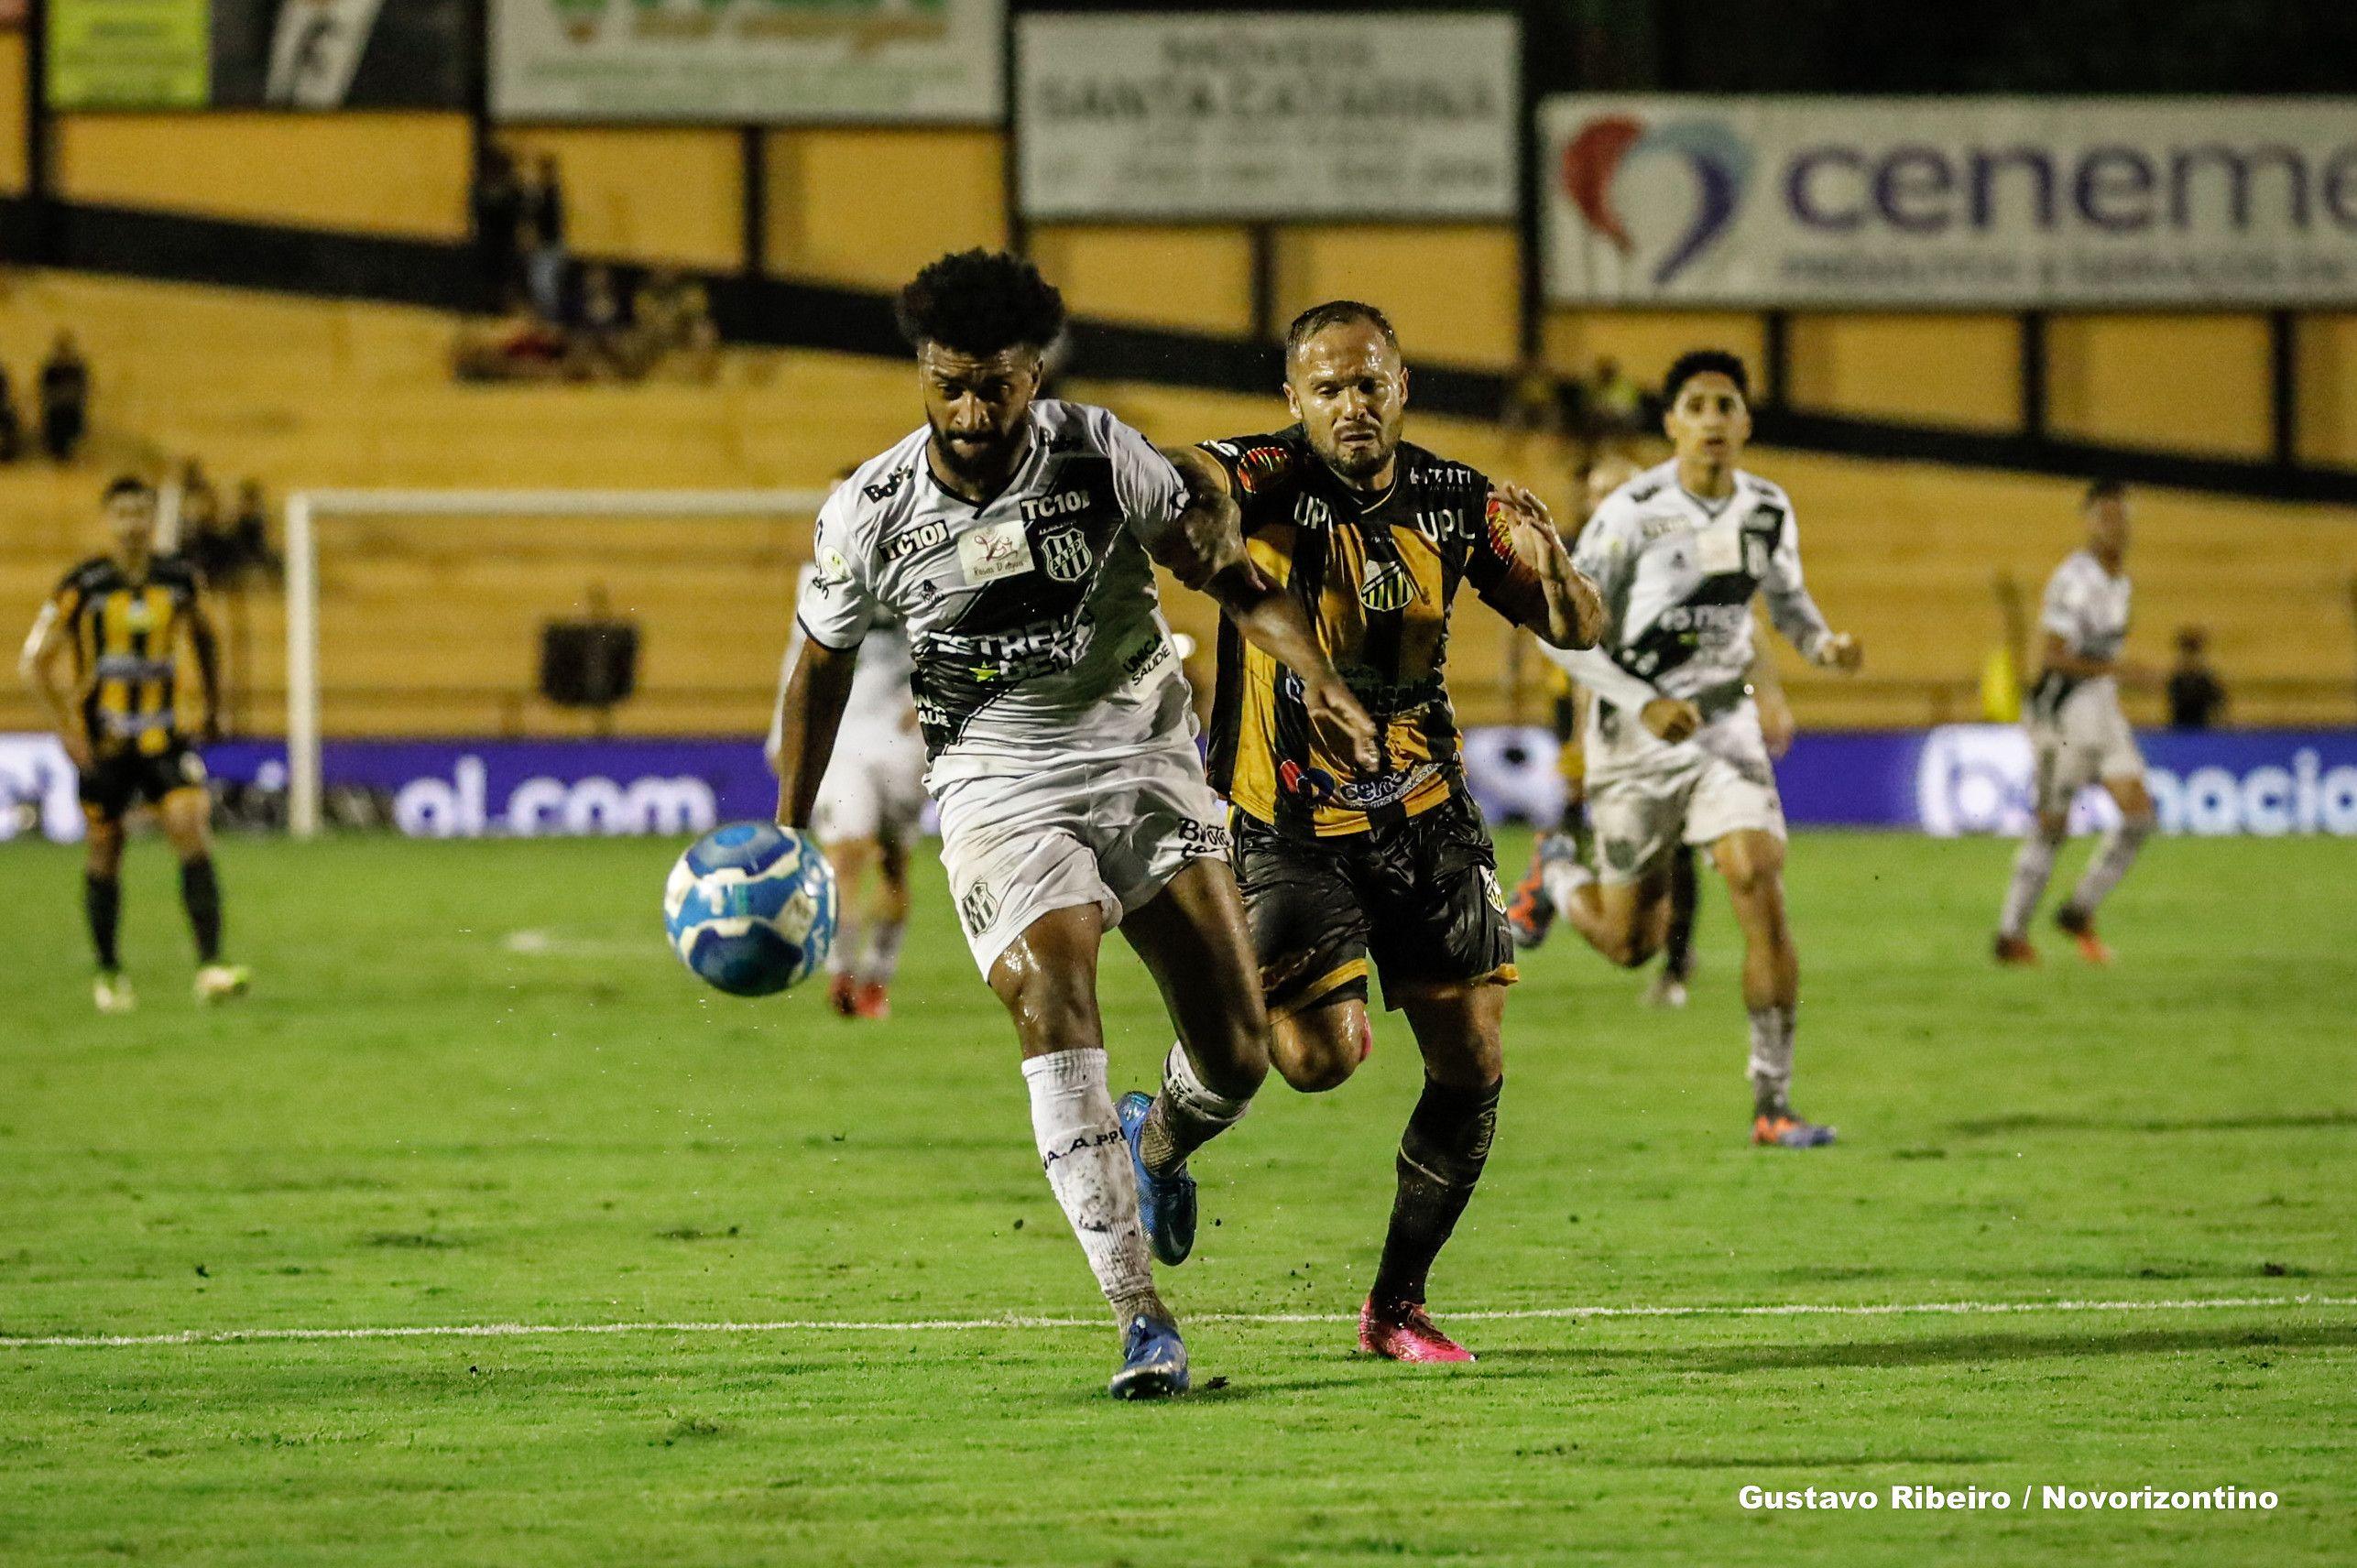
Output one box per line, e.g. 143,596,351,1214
7,731,2356,843
1540,95,2357,305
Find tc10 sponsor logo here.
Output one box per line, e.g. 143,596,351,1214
394,756,717,838
1916,726,2357,837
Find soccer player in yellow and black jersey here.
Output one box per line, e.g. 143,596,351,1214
19,476,249,1013
1165,300,1604,1363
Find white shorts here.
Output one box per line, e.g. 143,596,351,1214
933,729,1231,979
813,720,928,846
1585,702,1784,886
2029,684,2144,817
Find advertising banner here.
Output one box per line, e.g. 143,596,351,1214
49,0,209,108
492,0,1003,124
1017,12,1519,221
1542,95,2357,306
8,731,2354,843
49,0,471,109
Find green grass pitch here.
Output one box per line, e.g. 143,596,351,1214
1,827,2352,1565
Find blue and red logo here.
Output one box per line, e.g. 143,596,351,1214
1562,115,1751,286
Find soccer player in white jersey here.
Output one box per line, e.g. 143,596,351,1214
1526,351,1861,1149
770,251,1378,1399
1993,481,2159,966
768,513,924,1020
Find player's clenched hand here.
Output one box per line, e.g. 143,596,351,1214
1305,676,1381,776
1641,697,1702,744
1816,631,1863,672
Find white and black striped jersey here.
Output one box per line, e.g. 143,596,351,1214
1561,459,1830,714
769,562,915,758
2030,549,2133,720
794,399,1196,784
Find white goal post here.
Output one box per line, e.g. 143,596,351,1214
282,488,831,840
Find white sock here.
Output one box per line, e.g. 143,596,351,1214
2068,819,2150,916
1541,855,1593,913
1021,1048,1160,1330
858,919,906,987
1747,1004,1795,1116
1998,835,2059,940
1141,1040,1251,1174
826,914,864,979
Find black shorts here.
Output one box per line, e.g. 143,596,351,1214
1231,789,1516,1018
79,743,207,821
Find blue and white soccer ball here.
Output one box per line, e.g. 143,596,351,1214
662,822,838,996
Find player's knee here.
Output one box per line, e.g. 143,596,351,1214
1271,1004,1365,1094
2036,811,2069,844
1599,928,1654,968
84,830,123,877
988,964,1100,1052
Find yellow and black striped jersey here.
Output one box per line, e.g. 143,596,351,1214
1200,426,1544,838
41,554,203,757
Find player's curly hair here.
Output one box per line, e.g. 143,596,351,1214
895,249,1066,357
1662,348,1750,406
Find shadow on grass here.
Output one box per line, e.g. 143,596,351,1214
1484,1321,2357,1376
1948,1109,2357,1138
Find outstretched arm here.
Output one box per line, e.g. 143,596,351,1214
1762,512,1860,671
1158,445,1380,774
1486,484,1605,649
771,635,858,830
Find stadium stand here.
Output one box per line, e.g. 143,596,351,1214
3,271,2354,737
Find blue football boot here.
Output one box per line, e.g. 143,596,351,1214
1117,1091,1196,1266
1108,1312,1190,1400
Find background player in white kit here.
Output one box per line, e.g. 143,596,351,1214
770,251,1377,1399
768,496,925,1020
1526,351,1861,1149
1993,481,2160,967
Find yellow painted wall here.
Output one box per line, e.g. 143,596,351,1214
765,128,1004,290
2297,313,2357,470
1543,310,1765,396
1786,313,2018,430
2046,313,2273,459
56,113,470,238
497,128,744,271
1274,227,1521,368
1029,225,1254,336
0,30,27,195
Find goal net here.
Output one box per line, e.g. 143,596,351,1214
280,488,830,839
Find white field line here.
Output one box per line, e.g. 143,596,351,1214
5,1294,2352,1351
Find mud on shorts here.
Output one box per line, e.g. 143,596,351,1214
933,729,1231,980
1231,788,1516,1020
79,742,207,822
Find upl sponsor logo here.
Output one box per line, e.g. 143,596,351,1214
1562,113,2357,283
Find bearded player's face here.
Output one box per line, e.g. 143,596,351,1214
919,343,1042,482
1286,322,1408,485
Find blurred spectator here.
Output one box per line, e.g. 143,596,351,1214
469,146,526,315
1582,356,1645,447
229,479,281,580
454,292,569,382
2166,626,2228,730
523,156,570,324
1500,354,1567,452
176,458,233,582
40,332,90,462
0,361,21,463
632,269,720,382
568,264,633,379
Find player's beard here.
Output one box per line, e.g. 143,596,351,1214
1316,414,1400,485
929,418,1023,485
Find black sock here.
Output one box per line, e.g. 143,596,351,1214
85,873,121,972
180,855,223,964
1664,844,1698,980
1371,1076,1501,1308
